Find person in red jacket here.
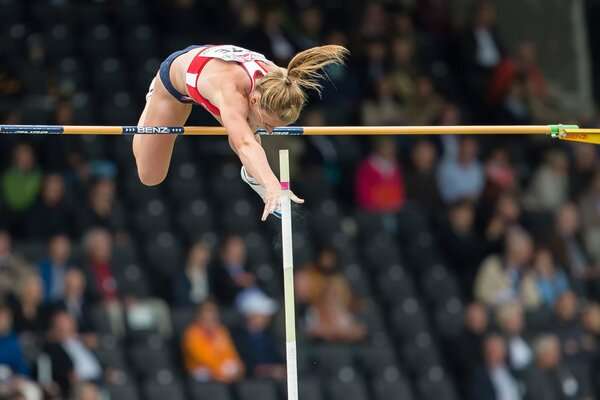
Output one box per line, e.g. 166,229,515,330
355,138,405,212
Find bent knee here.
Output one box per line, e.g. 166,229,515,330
136,165,166,186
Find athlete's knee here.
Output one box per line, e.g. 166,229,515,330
136,164,166,186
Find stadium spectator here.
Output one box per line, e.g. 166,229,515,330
305,275,368,343
439,200,486,298
82,228,118,303
182,300,244,383
0,231,32,300
355,137,406,212
482,147,517,204
211,235,269,310
437,136,484,205
1,144,42,236
361,75,404,126
404,75,443,126
43,311,103,399
389,37,418,102
29,173,72,238
484,193,523,254
523,334,592,400
474,227,540,309
173,241,213,308
294,6,323,50
0,304,42,400
9,274,47,338
470,334,521,400
52,269,96,336
77,179,126,237
450,302,489,397
523,150,569,213
359,40,388,94
496,303,533,371
71,382,100,400
578,171,600,264
570,144,599,201
232,292,285,380
547,202,600,299
37,234,72,304
552,292,596,373
404,139,443,216
532,247,569,308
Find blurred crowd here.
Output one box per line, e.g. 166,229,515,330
1,1,600,400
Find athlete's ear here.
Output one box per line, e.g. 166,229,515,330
250,91,260,106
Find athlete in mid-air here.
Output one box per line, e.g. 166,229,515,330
133,44,348,220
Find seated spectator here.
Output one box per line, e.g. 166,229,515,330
77,179,126,238
475,227,540,310
1,144,42,236
389,37,418,102
28,173,72,238
52,269,96,336
496,304,533,372
232,292,285,380
438,200,486,298
82,228,118,303
570,144,599,201
296,246,361,311
43,311,103,399
173,241,213,308
482,147,517,204
450,302,489,397
0,304,42,400
404,75,443,126
305,275,368,343
211,235,270,311
355,137,406,213
181,300,244,383
523,334,591,400
552,292,596,372
470,334,522,400
437,136,484,205
533,247,569,308
71,382,101,400
484,192,523,255
9,274,47,338
37,234,72,304
578,171,600,263
404,138,443,216
523,150,569,213
360,75,404,126
0,230,32,300
547,202,600,299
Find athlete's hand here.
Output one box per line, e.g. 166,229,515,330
262,183,304,221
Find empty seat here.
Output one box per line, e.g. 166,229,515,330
356,346,398,377
81,25,117,59
133,199,172,237
312,345,354,377
401,333,442,375
106,382,140,400
142,381,186,400
221,200,260,234
95,348,128,371
390,298,429,340
211,163,249,201
117,0,151,25
420,264,461,306
433,297,464,339
166,163,205,205
310,200,343,242
377,264,415,305
114,263,151,298
236,380,278,400
129,347,173,380
362,234,401,270
189,381,231,400
177,200,216,240
327,380,369,400
171,307,195,338
244,231,274,266
299,377,323,400
93,58,128,95
372,378,415,400
417,369,458,400
144,232,184,278
100,92,138,125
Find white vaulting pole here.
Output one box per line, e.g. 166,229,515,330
279,149,298,400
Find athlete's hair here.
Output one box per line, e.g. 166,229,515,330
255,45,349,124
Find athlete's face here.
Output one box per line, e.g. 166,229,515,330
248,92,284,133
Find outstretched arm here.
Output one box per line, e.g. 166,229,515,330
219,91,281,220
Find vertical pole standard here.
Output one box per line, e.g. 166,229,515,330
279,149,298,400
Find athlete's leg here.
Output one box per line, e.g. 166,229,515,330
133,75,192,186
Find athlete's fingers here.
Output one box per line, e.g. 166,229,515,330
261,204,269,221
290,191,304,204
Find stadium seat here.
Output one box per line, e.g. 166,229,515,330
327,379,369,400
372,378,415,400
75,2,109,24
133,199,172,237
416,368,458,400
396,207,430,239
112,240,140,267
356,346,398,378
377,264,415,305
142,381,186,400
166,163,205,206
211,163,250,201
189,381,232,400
311,345,354,377
130,346,174,380
299,377,323,400
310,200,343,242
295,178,335,206
81,25,118,60
144,232,185,278
401,333,442,375
95,347,128,371
362,233,401,270
176,199,216,240
221,200,260,234
243,231,274,266
106,382,140,400
0,0,22,24
93,58,128,95
390,297,430,340
524,307,553,335
100,92,139,126
171,307,195,338
236,380,278,400
353,211,388,239
420,264,461,306
433,297,464,339
113,263,151,298
116,0,151,25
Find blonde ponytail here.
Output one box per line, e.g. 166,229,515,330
256,45,349,124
